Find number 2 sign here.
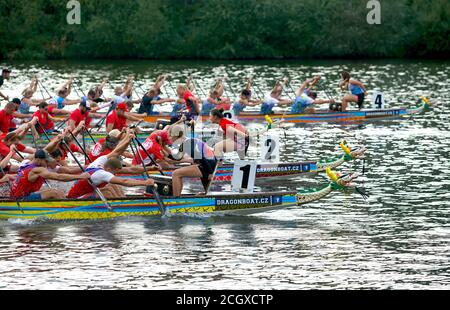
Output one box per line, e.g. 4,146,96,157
231,160,257,193
261,133,280,162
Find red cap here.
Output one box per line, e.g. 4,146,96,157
117,102,128,111
151,130,173,145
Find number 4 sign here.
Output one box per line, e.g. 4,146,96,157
371,91,385,109
231,160,257,193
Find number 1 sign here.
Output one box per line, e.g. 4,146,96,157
231,160,257,193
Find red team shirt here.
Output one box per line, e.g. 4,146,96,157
0,110,15,134
70,109,92,127
106,110,127,131
131,136,164,165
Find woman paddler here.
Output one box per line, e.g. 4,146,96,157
171,133,218,196
209,108,249,160
339,71,368,111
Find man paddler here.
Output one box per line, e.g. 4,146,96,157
66,130,156,199
9,149,90,200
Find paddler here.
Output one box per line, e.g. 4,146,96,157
0,145,18,197
66,130,156,199
139,87,175,116
339,71,368,111
232,77,261,115
0,68,11,101
260,78,293,114
9,149,90,200
171,135,218,196
68,100,103,131
291,76,335,113
49,77,82,109
174,84,201,121
32,101,60,134
44,123,85,166
87,129,134,164
0,102,36,135
200,78,231,116
209,108,249,160
105,102,144,133
131,130,173,168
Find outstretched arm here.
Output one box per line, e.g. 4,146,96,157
30,167,89,182
108,131,134,158
110,176,154,187
1,146,16,169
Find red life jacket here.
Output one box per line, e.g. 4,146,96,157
10,164,45,198
66,168,108,199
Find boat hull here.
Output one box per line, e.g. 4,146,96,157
0,192,298,220
141,103,428,124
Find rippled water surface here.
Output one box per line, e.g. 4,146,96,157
0,59,449,289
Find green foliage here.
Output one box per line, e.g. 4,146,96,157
0,0,448,60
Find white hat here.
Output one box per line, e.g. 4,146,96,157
108,129,121,139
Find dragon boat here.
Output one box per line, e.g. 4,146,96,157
139,97,431,124
0,168,360,221
119,142,366,184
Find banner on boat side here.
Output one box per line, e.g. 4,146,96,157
215,195,283,210
364,109,401,118
261,133,280,162
256,162,317,175
232,160,257,193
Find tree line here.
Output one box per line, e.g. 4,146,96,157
0,0,448,60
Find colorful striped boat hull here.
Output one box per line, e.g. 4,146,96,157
0,192,298,220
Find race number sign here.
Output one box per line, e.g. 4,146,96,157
231,160,257,193
261,133,280,162
223,110,235,120
371,91,385,109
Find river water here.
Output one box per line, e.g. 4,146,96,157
0,59,449,289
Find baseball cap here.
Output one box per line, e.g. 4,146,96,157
117,102,128,111
108,129,121,139
35,149,55,162
80,100,91,110
12,98,21,105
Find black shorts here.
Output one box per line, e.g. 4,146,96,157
197,158,218,189
356,93,365,109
